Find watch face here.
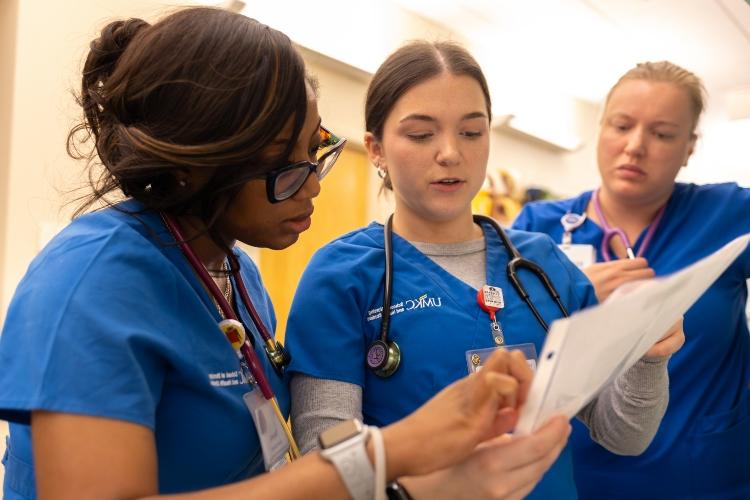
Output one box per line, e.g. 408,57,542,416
319,419,363,448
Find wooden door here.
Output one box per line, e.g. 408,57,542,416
259,147,368,341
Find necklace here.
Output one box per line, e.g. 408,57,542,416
211,260,232,317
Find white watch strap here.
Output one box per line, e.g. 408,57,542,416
321,428,374,500
369,426,386,500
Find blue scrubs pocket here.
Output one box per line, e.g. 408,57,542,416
2,436,36,500
688,390,750,498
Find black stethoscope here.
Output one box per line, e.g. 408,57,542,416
161,213,300,458
366,214,570,378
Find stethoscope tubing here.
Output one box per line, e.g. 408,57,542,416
378,214,569,345
161,213,275,400
592,188,665,262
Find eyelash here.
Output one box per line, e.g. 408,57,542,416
406,131,483,141
309,143,322,156
407,133,433,141
655,133,675,140
612,123,675,140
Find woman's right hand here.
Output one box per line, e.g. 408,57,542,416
402,416,571,500
381,349,534,478
583,257,655,302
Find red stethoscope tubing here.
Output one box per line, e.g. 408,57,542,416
161,213,274,400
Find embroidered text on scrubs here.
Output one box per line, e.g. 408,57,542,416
208,370,244,387
366,293,443,322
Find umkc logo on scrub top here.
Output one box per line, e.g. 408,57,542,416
366,292,443,322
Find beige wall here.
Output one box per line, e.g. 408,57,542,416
490,99,601,199
0,0,204,323
0,0,19,332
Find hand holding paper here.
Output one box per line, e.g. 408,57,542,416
643,317,685,360
514,233,750,436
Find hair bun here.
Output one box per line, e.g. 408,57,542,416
86,18,149,82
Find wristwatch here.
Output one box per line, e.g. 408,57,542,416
319,419,374,500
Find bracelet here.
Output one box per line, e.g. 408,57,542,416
369,426,386,500
385,480,414,500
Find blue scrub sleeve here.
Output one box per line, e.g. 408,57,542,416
511,204,536,231
0,239,176,429
285,246,370,388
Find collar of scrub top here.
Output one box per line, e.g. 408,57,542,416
592,188,666,262
161,212,277,399
380,214,569,335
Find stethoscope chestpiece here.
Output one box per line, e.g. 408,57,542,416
366,339,401,378
264,339,292,378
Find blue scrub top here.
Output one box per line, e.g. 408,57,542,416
513,182,750,499
286,220,596,499
0,200,290,499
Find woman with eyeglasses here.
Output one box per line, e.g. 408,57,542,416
284,41,685,499
512,61,750,499
0,7,576,500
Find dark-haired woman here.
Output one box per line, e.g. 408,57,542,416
0,7,572,500
285,41,685,499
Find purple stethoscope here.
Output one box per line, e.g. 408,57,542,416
560,188,665,262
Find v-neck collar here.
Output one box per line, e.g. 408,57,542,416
371,219,509,308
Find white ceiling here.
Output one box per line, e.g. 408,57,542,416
396,0,750,106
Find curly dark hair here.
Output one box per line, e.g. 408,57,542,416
67,7,309,253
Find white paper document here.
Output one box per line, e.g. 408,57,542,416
514,233,750,436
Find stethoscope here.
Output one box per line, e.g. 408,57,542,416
366,214,569,378
161,213,300,459
560,189,665,262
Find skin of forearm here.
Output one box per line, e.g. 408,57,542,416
148,420,417,500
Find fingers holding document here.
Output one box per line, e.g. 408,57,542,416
644,316,685,360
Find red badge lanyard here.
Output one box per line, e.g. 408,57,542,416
477,285,505,346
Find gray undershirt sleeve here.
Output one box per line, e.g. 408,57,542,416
291,374,362,453
576,356,670,455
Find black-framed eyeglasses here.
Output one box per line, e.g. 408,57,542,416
264,127,347,203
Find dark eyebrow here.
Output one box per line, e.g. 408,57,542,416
400,114,435,124
462,111,487,120
399,112,487,124
271,118,324,146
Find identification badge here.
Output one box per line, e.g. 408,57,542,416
466,343,538,374
480,285,504,309
243,390,290,471
557,243,596,269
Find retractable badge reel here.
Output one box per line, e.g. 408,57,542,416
470,286,538,374
477,285,505,346
558,213,595,269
